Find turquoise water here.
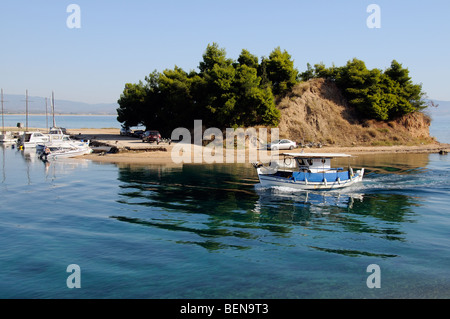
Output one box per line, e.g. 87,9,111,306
0,146,449,299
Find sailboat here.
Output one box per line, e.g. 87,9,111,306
48,91,67,136
16,90,50,148
0,89,18,143
17,91,69,148
37,91,92,159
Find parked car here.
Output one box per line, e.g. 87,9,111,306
120,127,131,136
142,130,161,144
132,130,145,138
267,139,297,150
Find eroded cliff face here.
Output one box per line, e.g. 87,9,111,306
276,78,434,146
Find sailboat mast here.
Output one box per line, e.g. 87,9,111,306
26,89,28,131
45,97,48,131
1,89,4,133
52,91,55,128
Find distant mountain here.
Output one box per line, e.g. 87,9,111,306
0,93,118,115
426,99,450,118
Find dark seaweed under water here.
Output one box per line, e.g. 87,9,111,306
0,146,449,299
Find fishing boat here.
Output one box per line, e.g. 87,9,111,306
253,152,364,190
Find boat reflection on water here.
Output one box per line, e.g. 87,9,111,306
1,143,90,185
251,185,369,236
39,157,90,179
21,148,39,163
111,163,422,254
253,185,364,214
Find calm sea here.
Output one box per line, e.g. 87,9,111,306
0,147,449,299
430,112,450,144
0,113,449,300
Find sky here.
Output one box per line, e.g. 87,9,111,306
1,0,450,105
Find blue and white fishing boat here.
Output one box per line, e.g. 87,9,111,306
253,152,364,190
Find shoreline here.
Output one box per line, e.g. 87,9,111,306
70,128,449,165
81,142,450,165
3,127,449,164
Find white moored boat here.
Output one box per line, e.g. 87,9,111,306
0,131,18,143
36,135,90,152
18,131,51,148
38,144,93,161
253,153,364,190
19,127,73,149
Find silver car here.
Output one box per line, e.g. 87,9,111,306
267,139,297,150
120,127,131,136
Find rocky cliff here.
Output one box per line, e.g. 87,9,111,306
276,78,434,147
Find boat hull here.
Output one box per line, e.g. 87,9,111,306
22,142,41,148
257,168,364,190
44,148,92,160
36,141,90,151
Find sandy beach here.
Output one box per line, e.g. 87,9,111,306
62,128,450,165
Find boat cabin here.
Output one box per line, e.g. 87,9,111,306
279,152,352,173
23,132,49,143
49,127,67,135
296,157,332,172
